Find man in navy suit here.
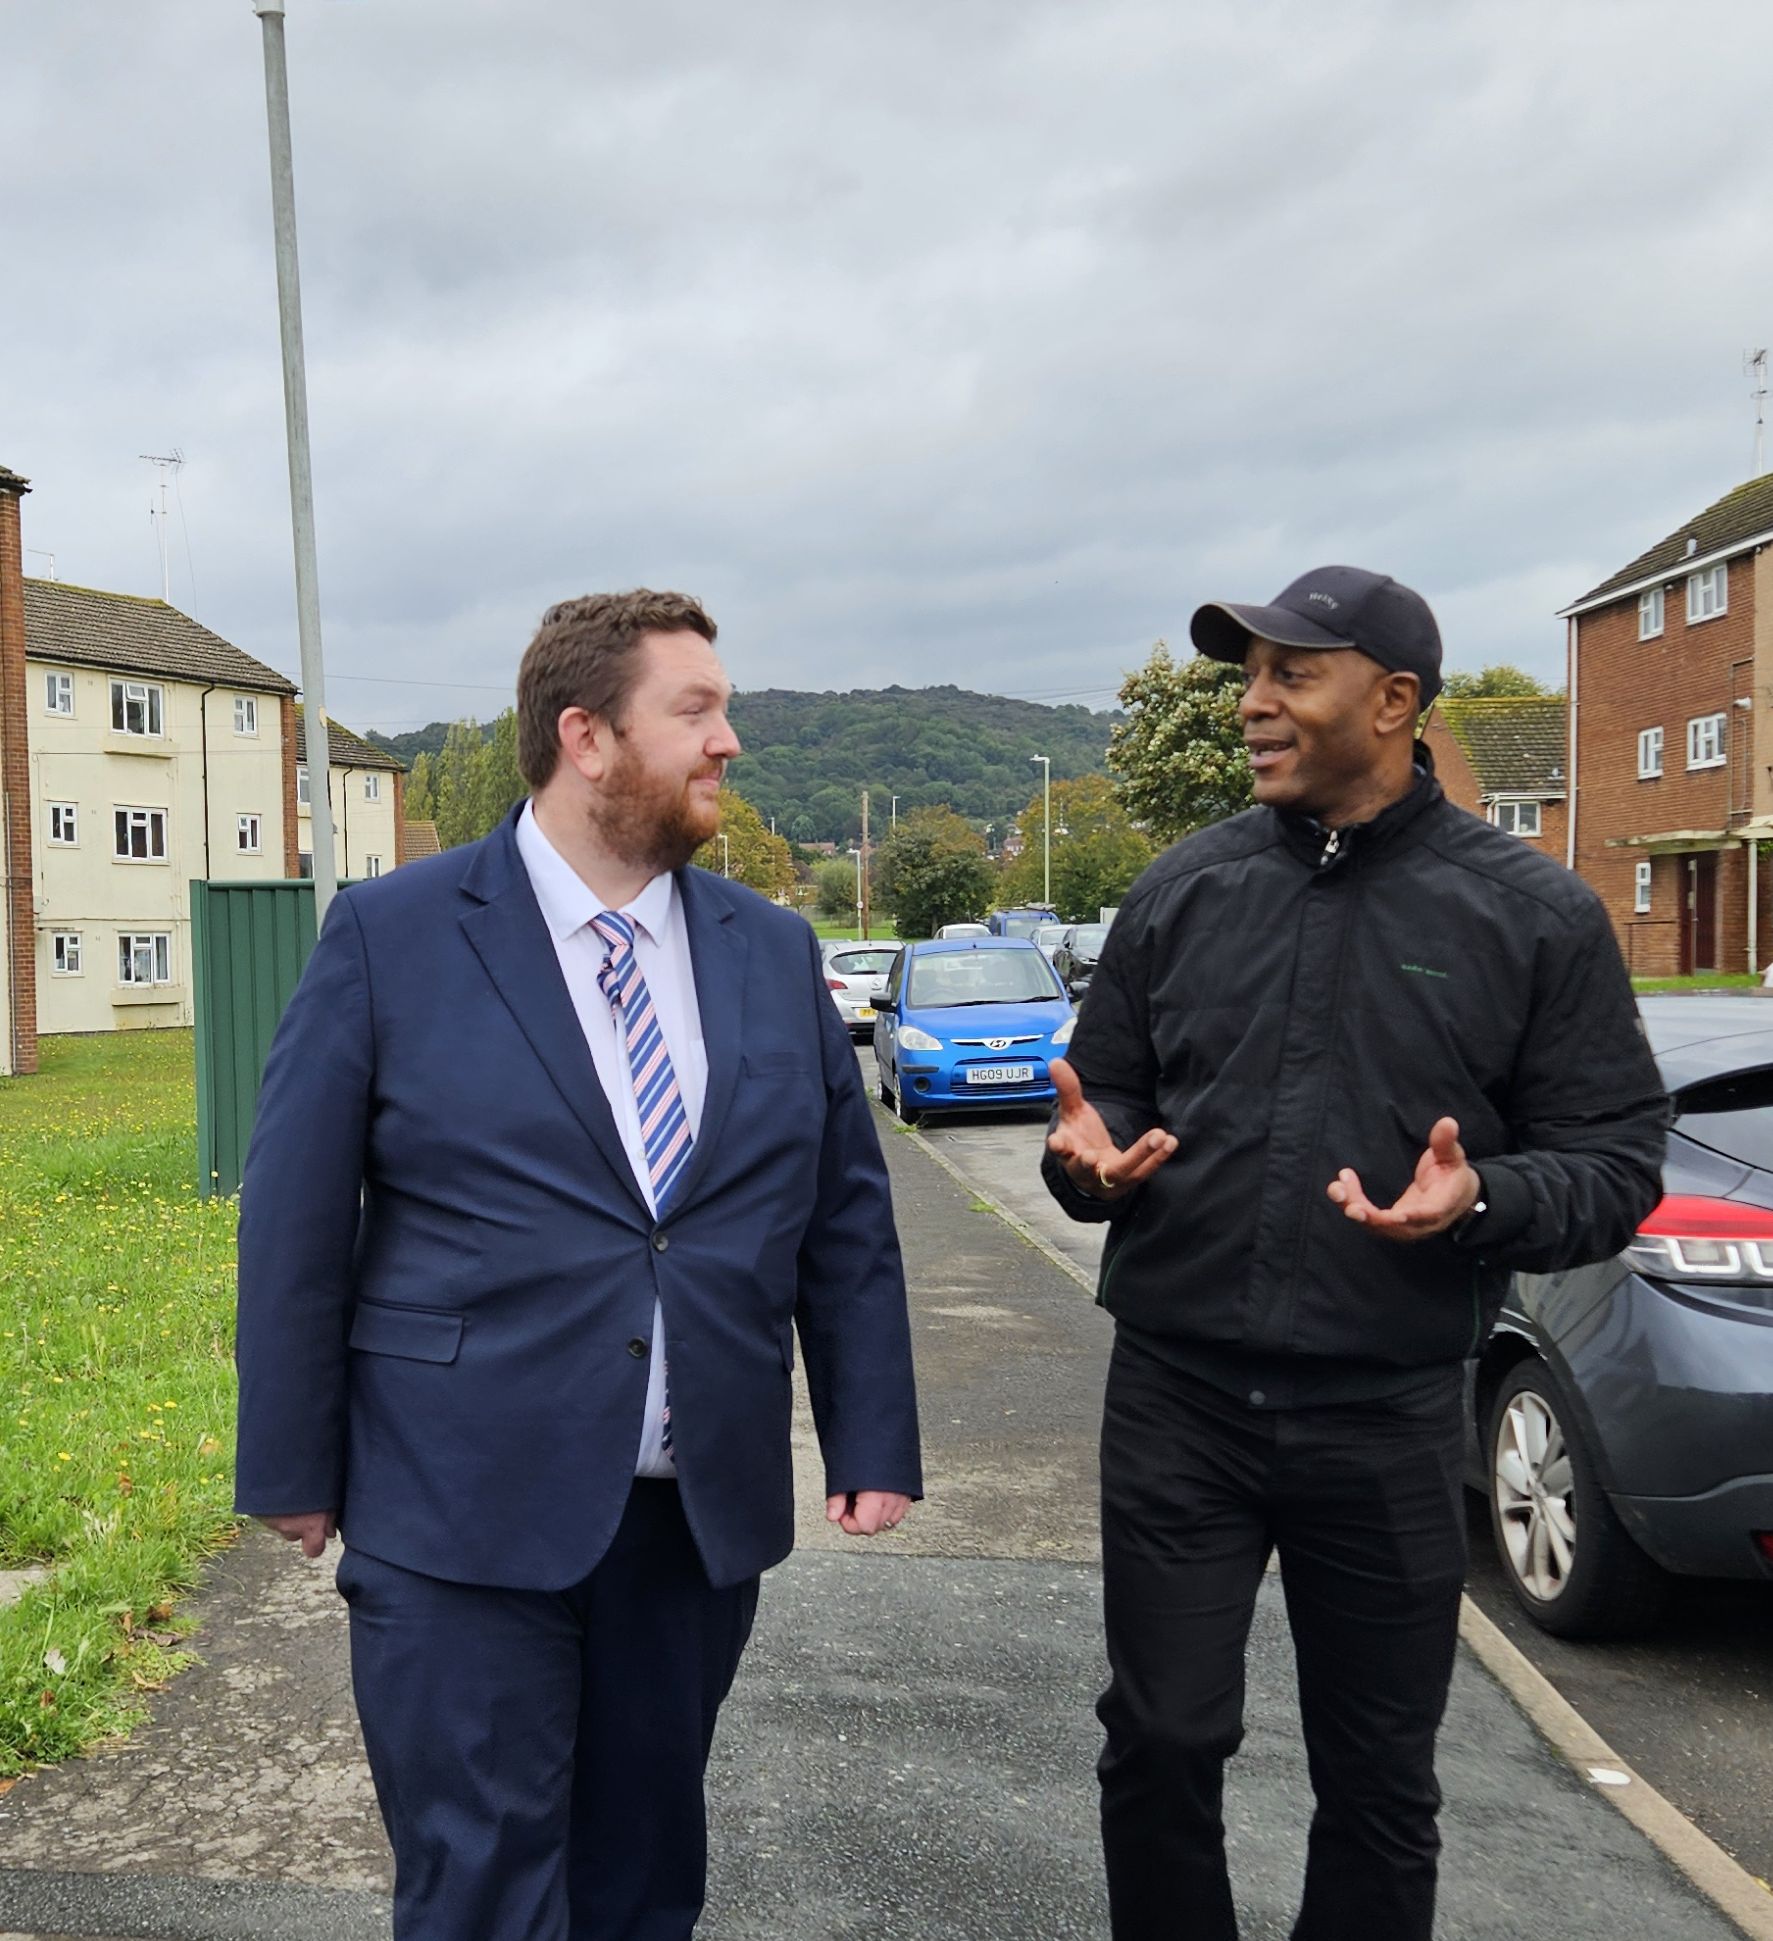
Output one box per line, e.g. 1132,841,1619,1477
234,590,922,1940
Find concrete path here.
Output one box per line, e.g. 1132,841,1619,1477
0,1116,1751,1939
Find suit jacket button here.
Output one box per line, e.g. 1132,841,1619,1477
652,1231,669,1253
627,1337,648,1359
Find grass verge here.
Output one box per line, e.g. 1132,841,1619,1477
1631,974,1765,994
0,1030,239,1774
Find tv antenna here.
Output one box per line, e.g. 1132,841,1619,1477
25,549,57,582
140,449,184,600
1745,351,1767,478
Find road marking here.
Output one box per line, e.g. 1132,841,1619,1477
899,1109,1773,1941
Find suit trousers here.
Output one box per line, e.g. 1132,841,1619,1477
336,1480,759,1941
1097,1331,1467,1941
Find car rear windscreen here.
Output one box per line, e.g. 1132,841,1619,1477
1672,1066,1773,1171
1069,926,1109,955
910,951,1063,1007
831,950,898,976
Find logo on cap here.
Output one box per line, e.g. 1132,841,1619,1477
1307,592,1340,610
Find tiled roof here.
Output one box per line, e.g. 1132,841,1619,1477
295,714,406,772
402,820,441,860
0,465,29,494
1567,473,1773,610
1435,696,1567,796
24,579,296,695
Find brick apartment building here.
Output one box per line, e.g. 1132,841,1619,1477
1422,695,1567,859
1561,474,1773,979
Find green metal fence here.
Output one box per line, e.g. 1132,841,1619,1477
190,879,358,1199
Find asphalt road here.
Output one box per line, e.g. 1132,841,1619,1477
859,1050,1773,1889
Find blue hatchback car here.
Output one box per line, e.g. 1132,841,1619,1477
872,937,1074,1125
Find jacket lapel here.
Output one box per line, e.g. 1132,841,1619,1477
457,812,650,1223
669,866,748,1212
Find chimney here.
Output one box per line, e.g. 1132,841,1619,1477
0,464,38,1076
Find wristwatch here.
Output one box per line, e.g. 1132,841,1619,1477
1451,1175,1488,1244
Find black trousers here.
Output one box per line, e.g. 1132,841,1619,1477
1097,1333,1467,1941
337,1481,760,1941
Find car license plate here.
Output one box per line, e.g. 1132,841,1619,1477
855,1006,875,1020
965,1064,1034,1085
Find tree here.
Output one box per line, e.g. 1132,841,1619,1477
406,749,437,824
872,807,994,939
999,775,1156,920
1439,665,1554,699
432,718,488,850
814,857,858,920
473,709,526,836
1107,643,1250,844
692,788,796,899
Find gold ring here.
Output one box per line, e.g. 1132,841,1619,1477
1096,1164,1115,1191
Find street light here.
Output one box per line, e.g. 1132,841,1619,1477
1030,754,1051,906
717,832,730,878
847,846,863,933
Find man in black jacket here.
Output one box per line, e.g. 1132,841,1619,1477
1043,566,1667,1941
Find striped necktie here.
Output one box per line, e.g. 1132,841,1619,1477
590,909,694,1211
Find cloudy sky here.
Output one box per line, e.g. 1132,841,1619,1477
6,1,1772,734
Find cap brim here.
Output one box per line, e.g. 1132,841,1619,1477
1189,600,1356,663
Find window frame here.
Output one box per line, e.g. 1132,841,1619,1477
112,805,169,863
44,671,74,716
1687,713,1727,771
109,678,165,738
1638,587,1665,640
117,931,173,987
1634,860,1653,915
297,765,311,808
1686,564,1728,625
364,854,383,877
47,801,78,846
364,772,381,802
233,695,259,736
1490,798,1542,839
1637,726,1664,779
51,931,82,976
236,813,262,855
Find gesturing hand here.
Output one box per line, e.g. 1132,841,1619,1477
1046,1058,1177,1201
1326,1117,1481,1243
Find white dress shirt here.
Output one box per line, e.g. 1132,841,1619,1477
515,799,708,1477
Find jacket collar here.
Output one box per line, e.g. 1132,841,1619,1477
1273,742,1442,870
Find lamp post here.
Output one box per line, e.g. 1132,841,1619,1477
1030,754,1051,907
847,846,863,934
717,832,730,879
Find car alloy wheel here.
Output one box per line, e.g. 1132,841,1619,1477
893,1068,921,1127
1486,1360,1668,1639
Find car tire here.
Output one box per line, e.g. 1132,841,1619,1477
893,1071,922,1128
1487,1360,1670,1639
876,1067,893,1109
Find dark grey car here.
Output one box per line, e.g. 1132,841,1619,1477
1465,994,1773,1637
1052,922,1110,1000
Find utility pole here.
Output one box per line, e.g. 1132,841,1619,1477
251,0,337,922
1030,754,1051,906
860,789,872,940
1749,350,1769,477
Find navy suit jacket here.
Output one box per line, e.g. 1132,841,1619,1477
233,807,922,1590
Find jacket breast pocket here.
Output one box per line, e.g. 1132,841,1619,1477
348,1301,464,1364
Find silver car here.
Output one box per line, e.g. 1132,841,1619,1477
824,944,899,1039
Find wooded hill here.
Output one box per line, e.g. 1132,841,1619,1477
367,684,1119,844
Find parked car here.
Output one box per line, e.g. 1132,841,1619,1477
1032,922,1069,962
1052,922,1110,998
935,922,991,940
872,938,1073,1125
986,906,1059,940
1465,993,1773,1637
824,944,899,1039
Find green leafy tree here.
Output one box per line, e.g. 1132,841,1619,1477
473,709,526,836
1439,664,1554,699
405,750,436,823
999,775,1155,920
432,718,488,849
693,788,796,898
1107,643,1249,844
814,857,859,920
873,807,994,940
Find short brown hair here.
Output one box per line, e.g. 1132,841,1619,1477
516,590,717,789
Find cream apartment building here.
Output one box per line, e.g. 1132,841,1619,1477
25,579,298,1035
294,716,407,881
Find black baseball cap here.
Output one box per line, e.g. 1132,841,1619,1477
1189,565,1443,706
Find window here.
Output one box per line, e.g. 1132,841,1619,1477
1490,799,1542,838
297,851,313,879
44,671,73,715
1686,564,1728,624
118,932,173,986
234,695,258,735
109,679,164,737
1637,726,1664,778
52,932,82,976
364,773,381,802
1634,861,1653,915
113,806,168,861
237,813,262,854
1687,713,1727,770
297,765,311,807
365,854,383,877
1638,588,1664,639
47,802,77,845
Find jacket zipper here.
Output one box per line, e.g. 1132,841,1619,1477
1319,828,1341,868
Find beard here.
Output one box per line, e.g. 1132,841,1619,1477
586,744,723,878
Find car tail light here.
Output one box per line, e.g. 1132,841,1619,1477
826,977,847,992
1624,1194,1773,1282
1755,1532,1773,1565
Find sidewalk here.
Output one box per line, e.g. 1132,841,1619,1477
0,1122,1750,1940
